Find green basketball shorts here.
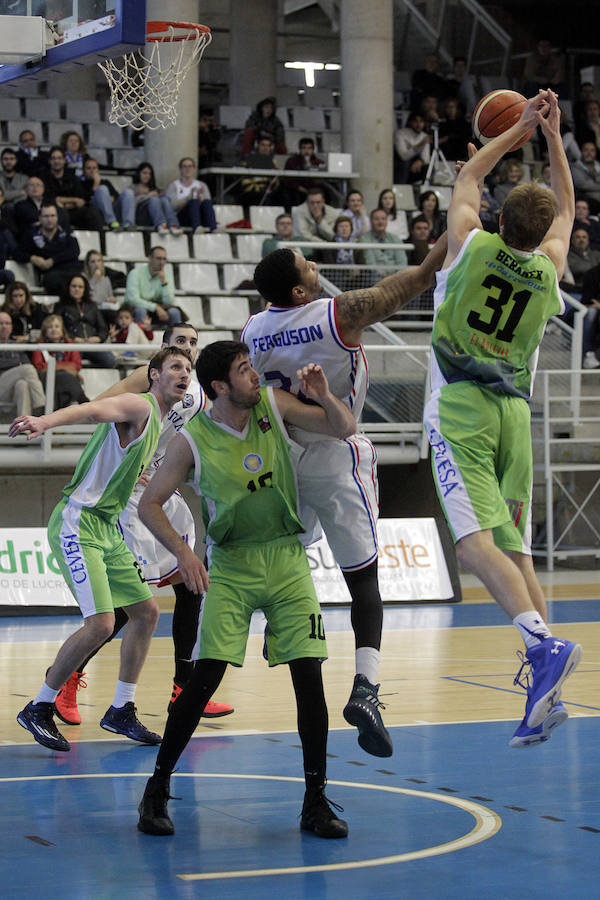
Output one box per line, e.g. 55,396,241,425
199,536,328,667
424,381,533,553
48,499,153,617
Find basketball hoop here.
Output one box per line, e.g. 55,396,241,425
98,21,211,131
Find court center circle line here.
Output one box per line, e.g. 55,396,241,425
0,772,502,880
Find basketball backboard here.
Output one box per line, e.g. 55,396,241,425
0,1,146,86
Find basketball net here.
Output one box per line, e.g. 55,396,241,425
98,23,211,131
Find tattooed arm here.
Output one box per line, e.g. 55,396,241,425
335,233,447,345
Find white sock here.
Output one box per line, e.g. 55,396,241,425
33,682,59,705
513,611,552,649
112,680,136,708
355,647,380,685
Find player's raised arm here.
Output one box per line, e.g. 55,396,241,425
273,363,356,438
447,91,550,260
538,91,576,278
9,392,152,440
138,434,209,595
335,233,448,345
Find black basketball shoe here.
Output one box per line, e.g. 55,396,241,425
137,776,175,836
17,701,70,752
300,785,348,838
343,673,393,757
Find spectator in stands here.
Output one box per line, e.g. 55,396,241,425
579,264,600,368
565,228,600,295
444,56,478,116
54,273,115,368
12,175,70,239
108,305,152,358
60,131,88,178
575,101,600,151
411,51,448,112
359,208,407,282
132,162,181,234
0,148,27,206
291,187,337,243
241,96,287,159
573,83,598,136
2,281,46,341
418,94,441,130
571,142,600,214
342,189,369,240
0,310,45,415
0,187,16,287
83,250,121,314
197,107,222,167
493,158,525,207
321,215,364,292
125,246,182,328
165,157,215,234
415,189,446,241
378,188,407,241
14,202,82,295
261,212,314,258
237,138,284,213
31,314,89,409
479,181,501,233
283,137,326,207
406,215,433,265
42,146,104,232
81,158,135,231
522,38,567,97
395,112,431,184
573,199,600,249
438,96,471,162
15,129,49,177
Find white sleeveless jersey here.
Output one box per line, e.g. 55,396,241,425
241,298,368,446
151,377,206,470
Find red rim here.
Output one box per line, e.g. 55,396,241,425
146,20,211,43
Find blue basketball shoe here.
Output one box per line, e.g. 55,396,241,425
100,702,162,744
510,701,568,749
513,637,582,729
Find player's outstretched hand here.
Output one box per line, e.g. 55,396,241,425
176,543,210,595
8,414,48,440
455,142,478,176
537,89,561,137
521,90,550,130
297,362,329,401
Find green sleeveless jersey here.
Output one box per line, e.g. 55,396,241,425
431,229,563,399
181,386,304,547
61,393,162,523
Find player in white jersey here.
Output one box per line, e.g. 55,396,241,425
247,239,447,757
53,324,234,729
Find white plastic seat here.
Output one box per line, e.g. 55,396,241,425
222,263,255,291
208,296,250,329
105,230,146,261
86,148,108,167
87,122,127,148
72,230,101,259
192,233,233,262
107,174,133,193
323,108,341,131
393,184,417,211
65,99,102,122
174,296,205,328
0,98,21,119
149,232,191,261
178,263,220,293
214,205,244,227
111,148,145,168
26,98,61,121
5,260,36,284
290,107,325,131
249,206,285,233
235,234,265,262
197,329,234,348
80,368,121,398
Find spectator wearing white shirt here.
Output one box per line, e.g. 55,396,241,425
165,158,217,233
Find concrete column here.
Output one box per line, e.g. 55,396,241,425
229,0,277,106
340,0,395,209
143,0,201,188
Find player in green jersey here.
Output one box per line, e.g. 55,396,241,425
424,90,582,748
10,347,193,753
136,341,356,839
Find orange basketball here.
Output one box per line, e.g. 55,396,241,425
472,90,534,152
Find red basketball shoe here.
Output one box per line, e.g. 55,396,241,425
55,671,87,725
